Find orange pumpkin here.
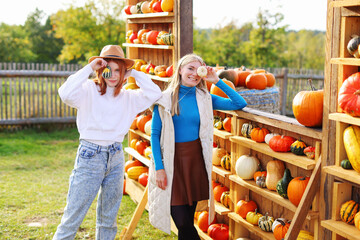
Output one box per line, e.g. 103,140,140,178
213,185,229,202
273,219,290,240
236,69,251,87
265,72,276,87
137,114,152,133
137,29,150,43
135,140,150,155
236,198,258,219
250,127,270,143
287,176,310,207
338,72,360,117
197,211,217,232
138,172,148,187
146,30,160,45
212,180,222,189
253,168,267,181
210,79,236,98
292,79,323,127
223,117,231,132
245,73,267,90
130,138,139,149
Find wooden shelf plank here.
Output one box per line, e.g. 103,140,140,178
330,57,360,65
229,175,318,220
214,201,231,215
229,136,316,170
323,165,360,185
228,212,276,240
194,223,213,240
214,128,233,139
330,0,360,8
149,74,172,82
212,165,231,177
125,12,174,19
321,219,360,240
329,112,360,126
221,108,322,140
123,43,174,50
129,129,151,141
125,147,151,167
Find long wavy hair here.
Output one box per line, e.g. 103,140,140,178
167,54,208,116
92,58,126,97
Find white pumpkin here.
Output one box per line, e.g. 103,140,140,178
130,5,138,14
212,147,227,166
144,120,152,136
141,1,151,13
272,218,287,232
264,133,279,145
235,155,260,179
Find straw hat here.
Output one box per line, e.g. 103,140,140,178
88,45,135,69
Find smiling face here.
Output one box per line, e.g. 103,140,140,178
103,61,122,87
179,60,203,87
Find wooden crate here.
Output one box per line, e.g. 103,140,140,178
321,1,360,239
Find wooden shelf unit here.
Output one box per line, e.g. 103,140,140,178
321,1,360,239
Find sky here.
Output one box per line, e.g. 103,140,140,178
0,0,327,31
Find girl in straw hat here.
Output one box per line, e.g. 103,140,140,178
53,45,161,240
148,53,247,239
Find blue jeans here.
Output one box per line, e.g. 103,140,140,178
53,140,125,240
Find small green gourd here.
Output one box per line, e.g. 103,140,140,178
341,159,353,169
276,168,293,199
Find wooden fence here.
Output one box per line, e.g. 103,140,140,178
0,63,324,126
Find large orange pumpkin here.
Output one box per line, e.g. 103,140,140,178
338,72,360,117
245,73,267,90
292,80,323,127
146,30,159,45
287,176,310,207
210,79,236,98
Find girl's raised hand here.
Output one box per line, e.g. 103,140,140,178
90,58,107,71
202,66,219,84
124,69,133,79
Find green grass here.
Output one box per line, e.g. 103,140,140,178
0,127,176,240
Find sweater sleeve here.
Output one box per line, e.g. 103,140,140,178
212,79,247,110
58,64,93,109
127,70,162,113
150,105,164,170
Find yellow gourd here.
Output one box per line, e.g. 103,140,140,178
343,125,360,173
161,0,173,12
266,160,285,191
127,166,148,180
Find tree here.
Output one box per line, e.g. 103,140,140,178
24,8,64,63
51,0,126,64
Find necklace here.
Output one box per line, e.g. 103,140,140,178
178,86,194,103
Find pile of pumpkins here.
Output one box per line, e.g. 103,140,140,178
127,58,173,79
125,158,149,187
195,210,229,240
131,113,153,137
214,67,276,91
126,28,174,46
124,0,173,15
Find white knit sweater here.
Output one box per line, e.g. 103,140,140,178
58,64,162,144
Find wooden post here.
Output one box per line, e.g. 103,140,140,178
280,67,288,116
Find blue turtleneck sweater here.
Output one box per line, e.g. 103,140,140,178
151,79,247,170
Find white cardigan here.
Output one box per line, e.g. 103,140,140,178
148,87,215,234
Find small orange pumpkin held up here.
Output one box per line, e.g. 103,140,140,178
250,127,270,143
287,176,310,207
245,73,267,90
292,79,324,127
210,79,236,98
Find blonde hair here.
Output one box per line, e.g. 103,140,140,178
167,54,208,116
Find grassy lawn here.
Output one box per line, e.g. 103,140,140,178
0,127,176,240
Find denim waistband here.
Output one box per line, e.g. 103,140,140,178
79,139,122,153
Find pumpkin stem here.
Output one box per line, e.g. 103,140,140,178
308,79,317,91
355,89,360,95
